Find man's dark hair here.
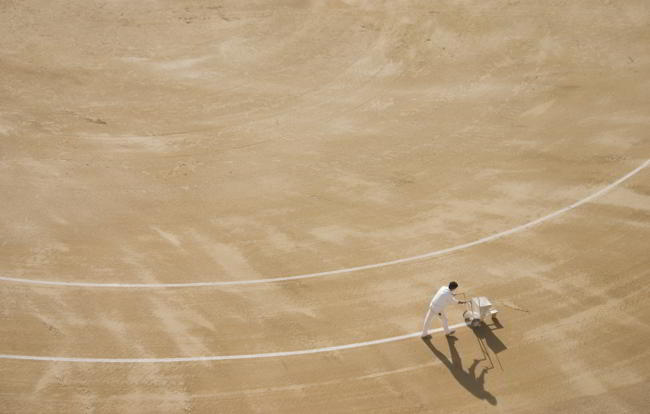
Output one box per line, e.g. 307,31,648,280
449,281,458,290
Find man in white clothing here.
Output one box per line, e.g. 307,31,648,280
422,281,467,338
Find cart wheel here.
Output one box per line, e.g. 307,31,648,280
463,310,471,321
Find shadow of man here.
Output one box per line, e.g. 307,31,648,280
422,336,497,405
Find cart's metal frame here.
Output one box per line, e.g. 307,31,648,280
457,293,499,328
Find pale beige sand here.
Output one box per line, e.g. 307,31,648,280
1,1,649,413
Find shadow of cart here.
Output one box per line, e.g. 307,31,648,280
471,317,507,370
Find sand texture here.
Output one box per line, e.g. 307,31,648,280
1,1,649,413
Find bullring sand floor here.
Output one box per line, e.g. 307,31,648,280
1,1,649,413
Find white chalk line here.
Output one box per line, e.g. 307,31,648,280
1,159,647,288
0,323,467,363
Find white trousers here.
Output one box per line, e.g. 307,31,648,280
422,307,450,336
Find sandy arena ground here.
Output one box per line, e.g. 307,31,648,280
1,0,649,413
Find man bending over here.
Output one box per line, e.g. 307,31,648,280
422,281,466,338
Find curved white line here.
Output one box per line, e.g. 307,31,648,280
0,323,467,363
1,160,647,288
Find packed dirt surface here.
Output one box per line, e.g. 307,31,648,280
1,0,649,413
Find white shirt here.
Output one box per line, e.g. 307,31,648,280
429,286,458,311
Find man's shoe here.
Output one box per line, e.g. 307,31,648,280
445,330,456,336
421,333,431,339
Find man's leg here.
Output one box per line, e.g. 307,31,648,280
439,311,454,335
421,307,435,337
